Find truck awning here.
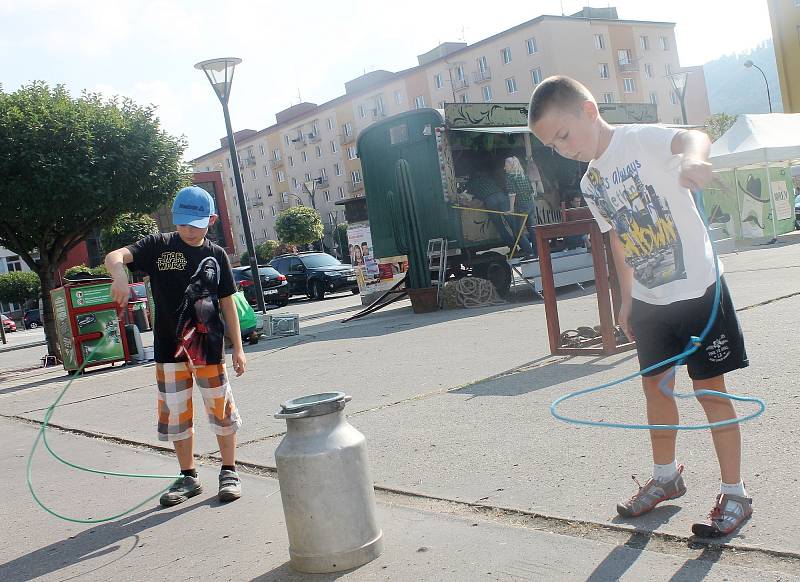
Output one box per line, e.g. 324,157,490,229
449,126,531,134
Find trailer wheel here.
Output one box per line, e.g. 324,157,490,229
483,260,512,297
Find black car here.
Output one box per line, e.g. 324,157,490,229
232,265,290,307
23,309,42,329
270,252,359,300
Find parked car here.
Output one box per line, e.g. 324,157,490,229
269,252,358,300
2,314,17,333
232,265,290,307
23,309,42,329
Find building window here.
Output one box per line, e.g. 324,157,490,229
316,145,322,158
226,158,231,168
229,177,234,187
482,85,493,102
5,255,22,272
259,208,265,220
501,47,512,64
277,170,286,182
240,234,245,245
282,192,289,204
324,190,331,203
358,104,366,118
263,165,270,176
304,172,311,182
288,155,294,167
233,196,238,206
267,185,272,196
665,63,672,76
670,91,677,105
640,35,650,51
394,90,402,105
351,170,362,184
237,215,241,225
645,63,654,79
599,63,609,79
455,65,465,81
526,37,538,54
602,92,614,103
414,95,426,109
259,144,265,156
618,49,632,66
649,91,658,105
623,78,636,93
477,55,488,72
271,206,276,216
251,169,256,179
434,73,443,89
594,33,605,49
273,149,281,161
459,92,469,103
320,167,327,179
375,95,385,115
292,177,298,188
338,186,345,198
347,146,357,160
334,163,342,176
531,68,543,85
506,77,517,94
327,117,334,131
331,140,338,153
312,121,319,135
343,122,353,136
302,151,308,163
660,35,670,50
284,135,290,146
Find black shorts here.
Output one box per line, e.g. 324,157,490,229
630,277,748,380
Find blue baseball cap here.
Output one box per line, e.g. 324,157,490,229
172,186,216,228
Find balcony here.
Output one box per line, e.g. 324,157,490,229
315,177,330,189
347,181,364,194
292,136,307,150
252,198,264,207
371,108,386,120
307,132,321,143
269,158,284,169
472,67,492,83
339,132,355,145
453,77,469,90
617,62,639,73
242,156,257,167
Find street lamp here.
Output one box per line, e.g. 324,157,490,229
195,57,266,313
667,71,689,125
744,60,773,113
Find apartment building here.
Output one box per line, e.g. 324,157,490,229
191,6,710,258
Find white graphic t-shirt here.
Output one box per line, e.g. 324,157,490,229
580,124,721,305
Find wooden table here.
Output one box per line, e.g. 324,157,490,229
534,214,636,356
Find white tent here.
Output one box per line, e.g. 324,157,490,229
710,113,800,169
709,113,800,241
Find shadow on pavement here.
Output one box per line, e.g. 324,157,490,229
251,561,356,581
0,500,213,581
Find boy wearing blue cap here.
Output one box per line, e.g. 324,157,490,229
105,186,246,507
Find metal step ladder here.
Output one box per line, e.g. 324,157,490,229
427,238,448,308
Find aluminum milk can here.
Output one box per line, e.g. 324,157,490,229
274,392,383,573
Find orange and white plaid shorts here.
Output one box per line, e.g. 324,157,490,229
155,362,242,442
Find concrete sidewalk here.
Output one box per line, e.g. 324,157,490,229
3,418,795,581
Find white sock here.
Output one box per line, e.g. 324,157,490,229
653,460,679,481
720,481,748,497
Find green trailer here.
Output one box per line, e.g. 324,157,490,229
357,103,586,294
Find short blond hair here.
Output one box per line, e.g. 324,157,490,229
528,76,595,125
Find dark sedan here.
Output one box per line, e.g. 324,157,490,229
232,265,290,307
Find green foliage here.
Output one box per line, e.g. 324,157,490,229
275,206,324,246
335,223,350,262
0,82,188,269
100,213,159,252
705,113,738,143
0,271,41,304
240,240,280,265
64,264,110,278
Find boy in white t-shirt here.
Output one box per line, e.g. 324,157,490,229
528,76,751,538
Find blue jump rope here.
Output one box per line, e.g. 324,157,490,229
550,191,766,430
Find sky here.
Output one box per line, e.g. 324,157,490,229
1,0,775,160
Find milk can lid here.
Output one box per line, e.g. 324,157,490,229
275,391,351,419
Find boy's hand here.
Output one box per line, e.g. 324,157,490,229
231,348,247,377
679,157,712,193
618,301,635,342
111,278,129,308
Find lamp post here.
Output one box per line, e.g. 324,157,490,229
195,57,266,313
667,71,689,125
744,60,773,113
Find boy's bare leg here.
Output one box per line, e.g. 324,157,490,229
217,432,237,467
693,374,741,484
643,370,678,464
173,435,195,471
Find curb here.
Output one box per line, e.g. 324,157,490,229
0,340,47,354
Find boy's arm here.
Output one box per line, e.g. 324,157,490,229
671,129,712,193
105,248,134,308
220,295,246,377
608,231,636,341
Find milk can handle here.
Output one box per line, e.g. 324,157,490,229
274,409,311,419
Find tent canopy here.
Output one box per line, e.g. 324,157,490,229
709,113,800,169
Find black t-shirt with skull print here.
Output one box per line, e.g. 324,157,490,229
127,233,235,364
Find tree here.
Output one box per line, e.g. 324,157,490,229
275,206,324,247
0,271,41,306
705,113,738,143
0,83,188,356
100,213,159,252
240,240,280,265
335,223,350,263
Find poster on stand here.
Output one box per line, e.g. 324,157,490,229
346,224,408,296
